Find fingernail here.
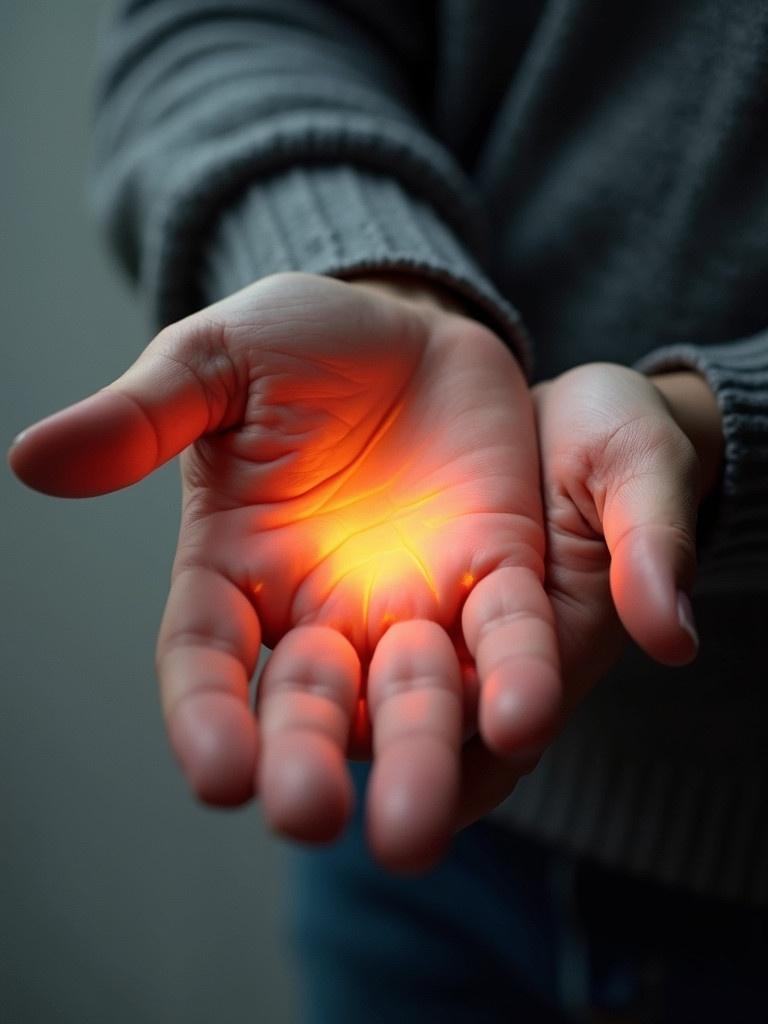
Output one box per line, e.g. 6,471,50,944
11,428,29,447
677,590,699,650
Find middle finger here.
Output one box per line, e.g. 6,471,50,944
257,626,360,843
366,619,463,873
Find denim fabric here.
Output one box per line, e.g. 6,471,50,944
284,765,767,1023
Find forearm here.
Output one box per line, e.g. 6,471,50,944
348,272,483,318
92,1,518,343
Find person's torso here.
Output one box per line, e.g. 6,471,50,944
432,0,768,380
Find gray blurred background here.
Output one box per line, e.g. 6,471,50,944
2,5,297,1021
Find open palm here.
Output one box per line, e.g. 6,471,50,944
10,273,561,870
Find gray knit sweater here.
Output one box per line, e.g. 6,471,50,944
91,0,768,905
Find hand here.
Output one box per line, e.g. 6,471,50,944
456,361,724,824
9,272,560,871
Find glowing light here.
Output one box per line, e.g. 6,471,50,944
393,523,438,600
263,388,477,654
360,569,377,630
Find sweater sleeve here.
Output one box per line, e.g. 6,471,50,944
89,0,529,366
636,331,768,593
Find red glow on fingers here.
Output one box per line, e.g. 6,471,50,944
463,567,561,755
9,392,160,497
256,626,361,833
364,621,463,870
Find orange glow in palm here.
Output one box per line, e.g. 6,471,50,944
9,274,562,870
235,394,486,754
271,470,478,754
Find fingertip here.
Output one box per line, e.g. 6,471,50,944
8,391,158,497
366,739,458,874
168,693,258,807
8,424,37,482
260,732,353,843
9,425,30,449
674,590,700,660
610,528,699,666
479,659,561,756
637,617,698,667
648,633,699,667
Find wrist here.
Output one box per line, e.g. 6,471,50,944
650,371,724,498
346,271,474,318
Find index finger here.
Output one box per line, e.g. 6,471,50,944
366,620,464,873
157,564,262,806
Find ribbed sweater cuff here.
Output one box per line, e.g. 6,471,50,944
636,331,768,591
200,165,530,370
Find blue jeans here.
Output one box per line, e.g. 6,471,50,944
285,765,767,1023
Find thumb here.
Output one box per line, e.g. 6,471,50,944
601,423,700,666
8,319,233,498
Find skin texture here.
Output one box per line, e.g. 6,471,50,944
9,272,560,872
8,272,724,869
456,362,724,824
